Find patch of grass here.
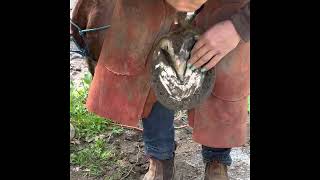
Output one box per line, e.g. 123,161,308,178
70,73,112,140
70,72,125,177
109,126,125,136
71,138,115,176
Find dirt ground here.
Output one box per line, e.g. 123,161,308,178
70,1,250,179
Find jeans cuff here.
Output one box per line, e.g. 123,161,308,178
202,147,232,166
144,145,174,160
202,154,232,166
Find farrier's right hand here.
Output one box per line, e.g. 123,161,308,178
166,0,207,12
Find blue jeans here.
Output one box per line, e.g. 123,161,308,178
142,102,232,166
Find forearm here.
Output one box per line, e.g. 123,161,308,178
230,1,250,42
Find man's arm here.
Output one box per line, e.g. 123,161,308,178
188,1,250,71
230,1,250,42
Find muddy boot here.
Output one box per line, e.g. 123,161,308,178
204,161,229,180
143,157,175,180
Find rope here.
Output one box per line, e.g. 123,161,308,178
70,35,87,56
70,19,111,57
70,19,83,34
70,19,111,37
80,25,111,34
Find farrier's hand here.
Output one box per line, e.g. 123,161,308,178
166,0,207,12
188,20,241,72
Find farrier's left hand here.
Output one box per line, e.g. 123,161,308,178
188,20,241,72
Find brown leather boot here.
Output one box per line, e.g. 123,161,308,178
204,161,229,180
143,157,175,180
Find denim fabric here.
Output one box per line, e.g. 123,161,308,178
142,102,232,165
142,102,175,160
202,146,232,166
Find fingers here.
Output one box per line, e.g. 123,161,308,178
201,54,223,71
192,50,219,69
191,38,205,55
188,44,210,65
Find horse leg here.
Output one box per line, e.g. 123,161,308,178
85,57,97,76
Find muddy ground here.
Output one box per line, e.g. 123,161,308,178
70,2,250,179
